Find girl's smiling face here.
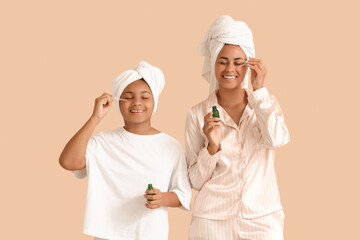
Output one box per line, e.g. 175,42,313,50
119,79,154,125
215,44,248,90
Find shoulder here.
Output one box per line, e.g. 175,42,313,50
186,98,210,125
188,98,209,116
92,128,120,141
159,133,181,146
158,134,185,163
158,133,183,151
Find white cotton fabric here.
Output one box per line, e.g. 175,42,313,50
197,15,255,93
112,61,165,115
72,127,191,240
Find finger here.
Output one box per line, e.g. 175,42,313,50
204,112,212,121
203,123,214,133
212,117,221,122
204,123,221,134
208,125,222,133
207,122,217,128
145,203,160,209
144,194,153,200
248,61,264,70
205,117,221,124
144,194,159,200
102,98,111,106
248,57,262,63
148,199,161,205
145,190,156,195
105,95,113,106
145,203,157,209
211,121,223,127
247,63,261,72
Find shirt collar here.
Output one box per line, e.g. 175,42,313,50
205,90,252,128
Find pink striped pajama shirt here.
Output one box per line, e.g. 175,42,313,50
185,88,290,239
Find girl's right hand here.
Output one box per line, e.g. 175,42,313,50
91,93,113,121
202,112,222,155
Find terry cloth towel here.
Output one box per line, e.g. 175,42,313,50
197,15,255,93
112,61,165,114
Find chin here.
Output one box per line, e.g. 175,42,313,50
126,116,151,124
218,82,242,90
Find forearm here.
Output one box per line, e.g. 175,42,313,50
249,88,290,149
188,149,220,191
59,116,99,170
162,192,181,208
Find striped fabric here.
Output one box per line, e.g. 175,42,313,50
185,88,289,224
189,210,284,240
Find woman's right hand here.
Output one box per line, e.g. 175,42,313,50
91,93,113,121
202,112,222,155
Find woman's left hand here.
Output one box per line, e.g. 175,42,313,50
247,57,267,91
144,187,163,209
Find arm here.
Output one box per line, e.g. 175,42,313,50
58,93,113,170
145,143,192,210
185,109,222,191
248,88,290,149
247,57,290,149
144,189,181,208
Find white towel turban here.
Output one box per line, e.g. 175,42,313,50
112,61,165,115
198,15,255,93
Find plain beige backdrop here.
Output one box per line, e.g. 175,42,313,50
1,0,359,239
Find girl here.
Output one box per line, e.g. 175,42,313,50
59,61,191,240
186,15,290,239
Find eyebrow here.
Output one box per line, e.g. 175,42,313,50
122,91,151,94
219,57,244,60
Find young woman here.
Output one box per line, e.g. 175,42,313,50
59,61,191,240
186,15,290,239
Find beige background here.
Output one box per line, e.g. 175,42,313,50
1,0,359,239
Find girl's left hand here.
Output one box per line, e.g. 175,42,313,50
247,57,267,91
144,187,163,209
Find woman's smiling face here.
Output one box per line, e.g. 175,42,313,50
215,44,248,90
119,79,154,125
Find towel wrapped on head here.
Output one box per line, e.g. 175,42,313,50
198,15,255,93
112,61,165,115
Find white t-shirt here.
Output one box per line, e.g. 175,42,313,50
72,127,192,240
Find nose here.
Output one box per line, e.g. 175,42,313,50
131,97,142,106
225,62,236,72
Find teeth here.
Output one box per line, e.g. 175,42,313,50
130,110,144,113
223,76,236,79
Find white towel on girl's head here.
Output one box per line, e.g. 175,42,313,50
112,61,165,115
198,15,255,93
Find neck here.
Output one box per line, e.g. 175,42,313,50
216,86,248,107
123,121,156,135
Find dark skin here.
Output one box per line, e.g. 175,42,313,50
59,80,181,209
204,44,267,155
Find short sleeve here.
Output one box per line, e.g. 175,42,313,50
71,136,97,179
168,143,192,211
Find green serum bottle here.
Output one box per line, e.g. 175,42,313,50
212,106,220,120
147,184,154,200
